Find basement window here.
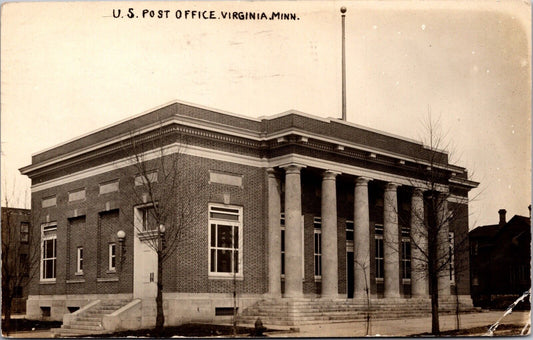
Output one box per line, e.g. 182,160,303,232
215,307,237,316
40,306,51,317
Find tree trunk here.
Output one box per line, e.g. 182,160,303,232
430,276,440,335
454,283,460,330
3,296,12,333
155,250,164,330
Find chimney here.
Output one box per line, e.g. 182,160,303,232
498,209,507,226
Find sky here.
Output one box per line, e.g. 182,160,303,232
1,0,530,228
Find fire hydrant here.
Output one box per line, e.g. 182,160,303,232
254,317,266,336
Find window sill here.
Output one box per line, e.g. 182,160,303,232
75,271,84,276
97,277,119,282
40,280,56,285
402,278,411,284
106,269,117,274
209,274,244,281
66,279,85,284
375,278,384,283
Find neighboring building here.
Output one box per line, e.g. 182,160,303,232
1,207,31,314
470,208,531,309
20,101,478,331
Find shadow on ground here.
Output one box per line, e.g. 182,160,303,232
97,323,273,338
411,324,529,337
2,319,62,334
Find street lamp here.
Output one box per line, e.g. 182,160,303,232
159,224,166,250
117,230,126,264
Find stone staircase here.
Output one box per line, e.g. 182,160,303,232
238,297,481,326
52,299,131,337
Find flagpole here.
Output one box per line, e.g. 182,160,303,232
341,6,347,121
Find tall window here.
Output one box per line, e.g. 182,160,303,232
471,240,478,256
401,239,411,280
449,232,455,283
76,247,83,274
41,223,57,281
109,243,116,271
375,224,384,280
140,206,157,231
20,222,29,243
280,213,285,275
208,204,242,277
401,226,411,280
314,217,322,279
345,220,354,242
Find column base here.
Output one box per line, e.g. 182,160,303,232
283,293,304,299
384,293,401,299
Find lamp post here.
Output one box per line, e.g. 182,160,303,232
117,230,126,268
159,224,166,251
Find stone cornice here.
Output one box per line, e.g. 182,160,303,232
22,102,464,177
20,104,477,192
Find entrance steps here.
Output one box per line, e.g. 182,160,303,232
238,297,481,326
52,299,131,337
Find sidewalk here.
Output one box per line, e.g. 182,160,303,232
268,311,531,337
4,311,530,338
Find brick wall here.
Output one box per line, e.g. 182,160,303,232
449,202,471,295
27,148,471,300
29,152,268,297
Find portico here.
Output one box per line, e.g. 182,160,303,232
266,162,452,300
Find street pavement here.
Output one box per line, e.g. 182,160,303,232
267,311,530,337
4,311,530,338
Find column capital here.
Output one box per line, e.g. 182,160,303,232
412,187,424,197
280,163,306,174
438,192,449,199
323,170,341,180
385,182,400,191
266,167,278,178
355,176,372,186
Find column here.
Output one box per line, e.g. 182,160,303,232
283,164,305,298
353,177,371,298
321,170,340,298
437,195,451,297
410,188,429,297
267,168,281,297
384,182,400,298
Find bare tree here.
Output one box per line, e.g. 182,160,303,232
1,183,39,332
391,111,478,335
119,120,192,331
354,259,371,335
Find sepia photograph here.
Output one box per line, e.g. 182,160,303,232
1,0,531,337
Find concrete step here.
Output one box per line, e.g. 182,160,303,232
239,297,480,326
76,316,102,322
62,324,104,331
52,327,109,337
73,320,102,327
57,299,133,335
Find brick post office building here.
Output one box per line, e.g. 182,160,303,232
20,101,478,332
